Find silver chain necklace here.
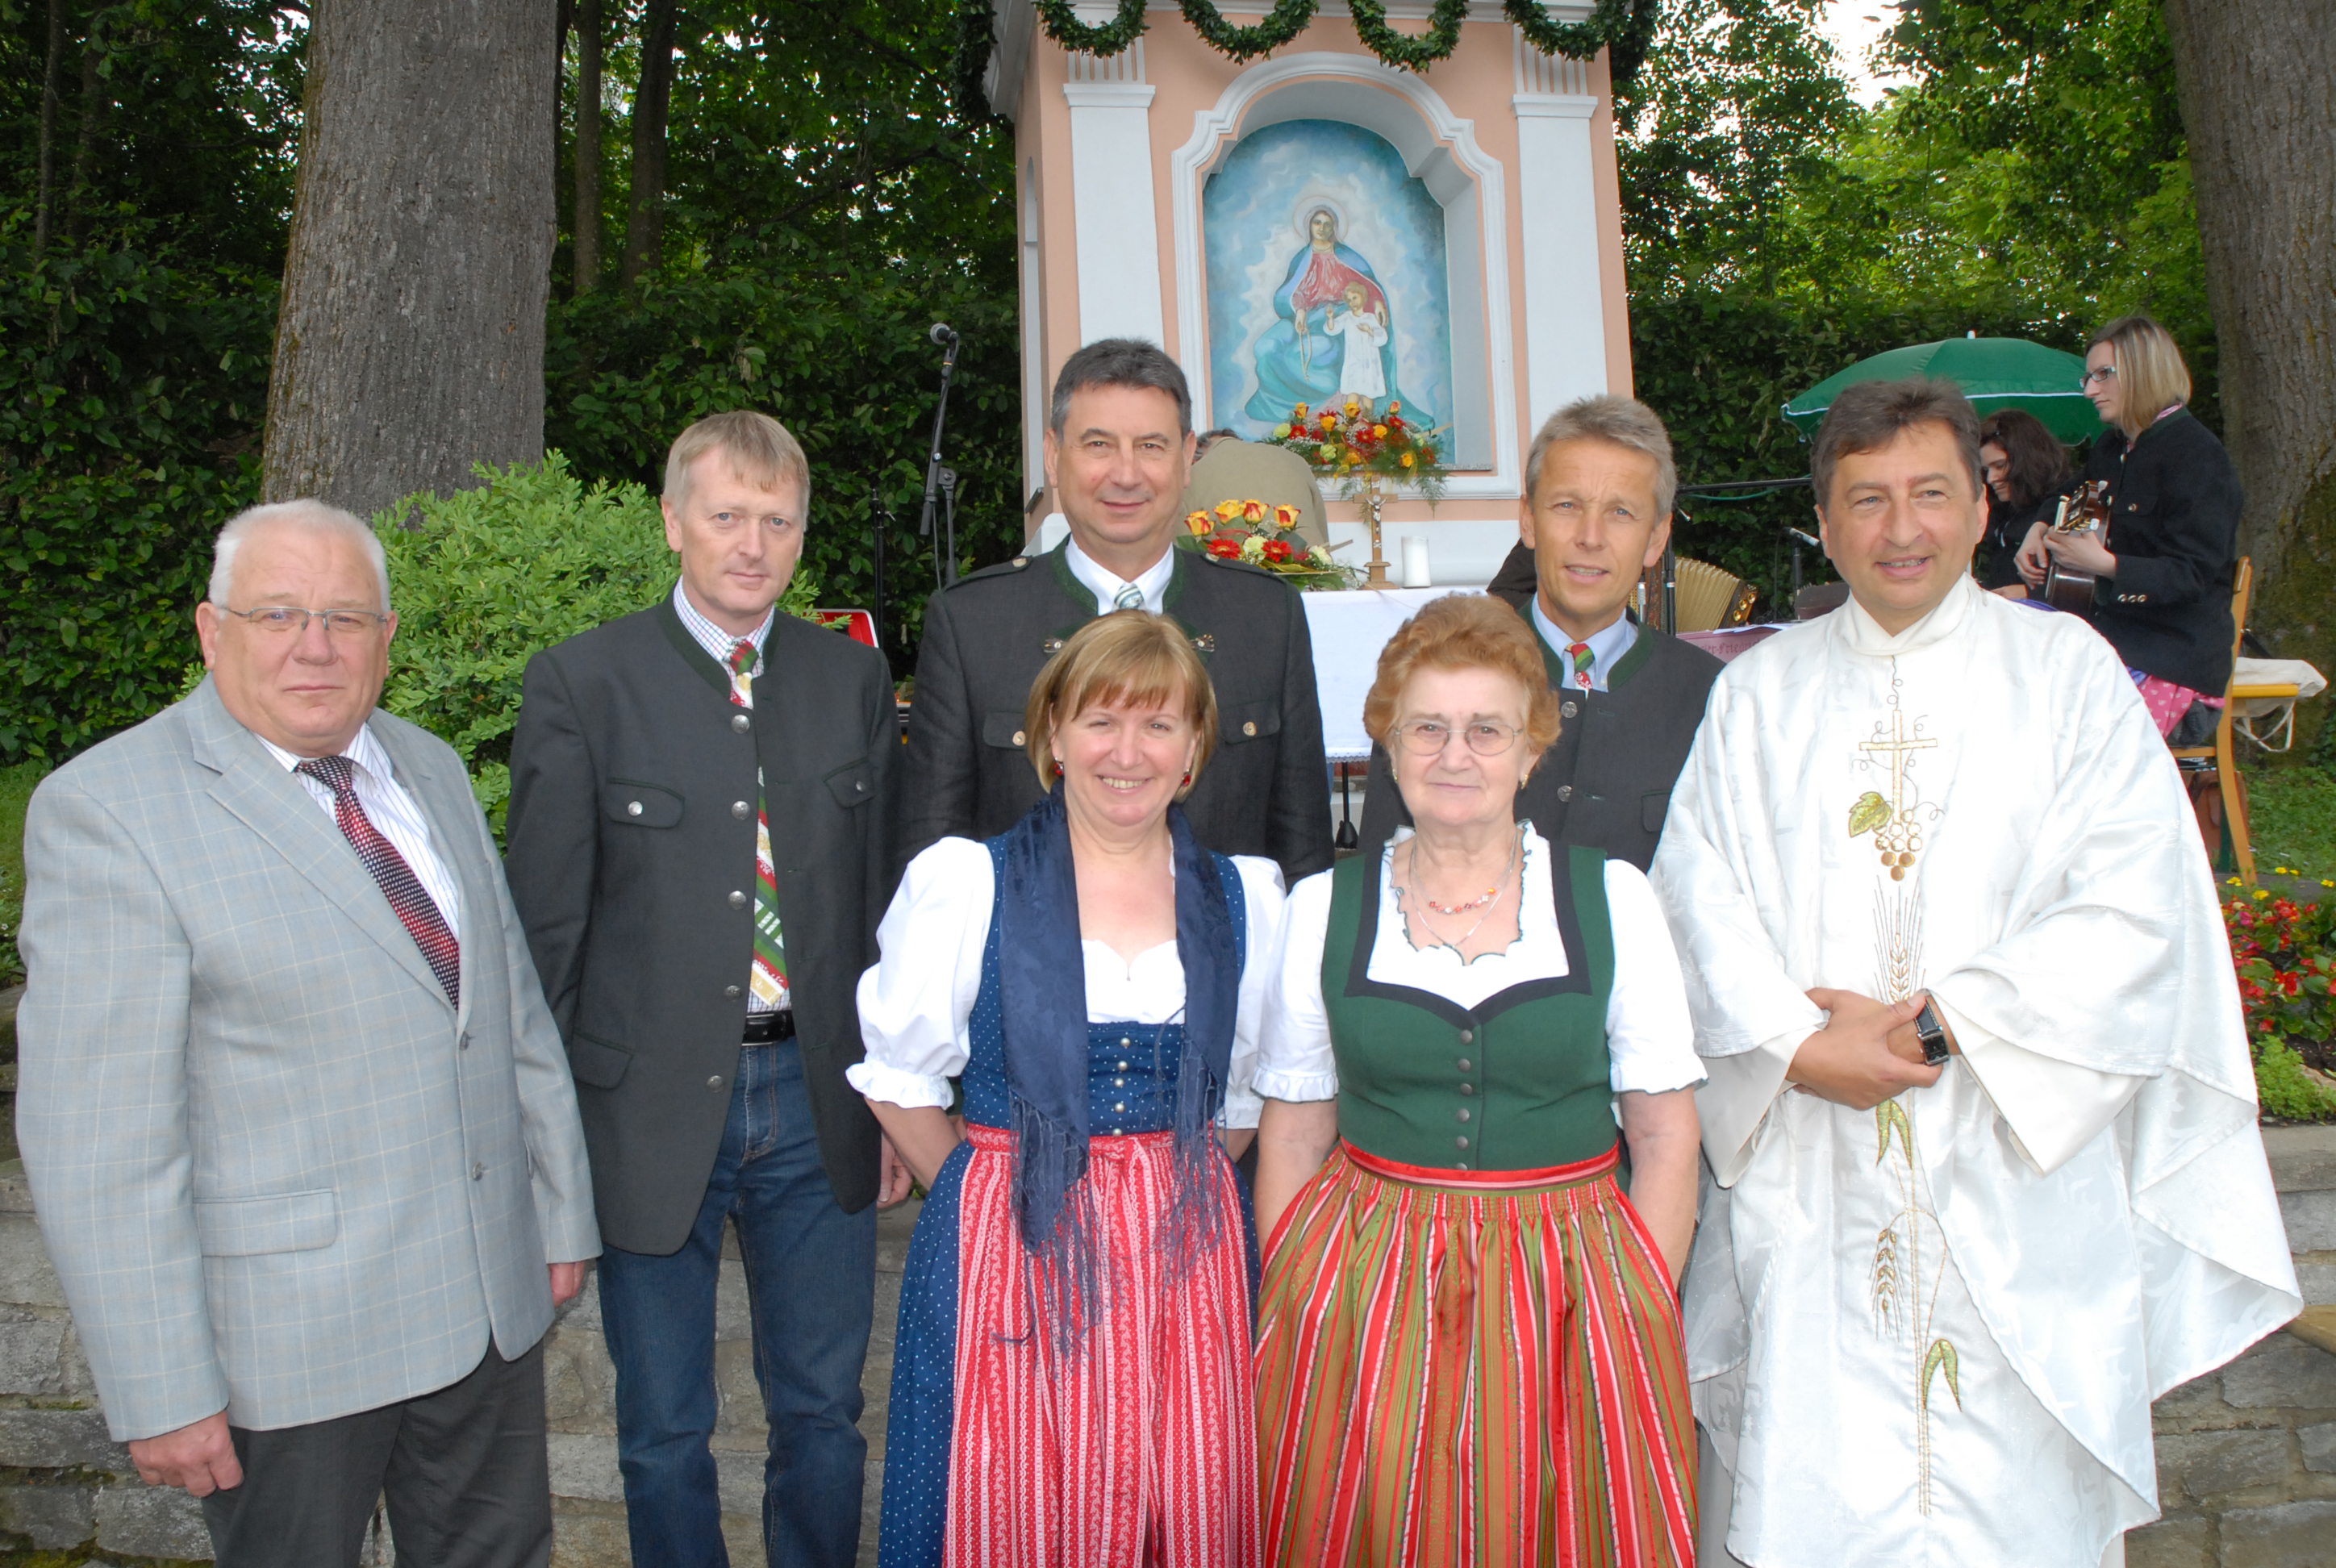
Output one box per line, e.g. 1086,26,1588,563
1391,826,1522,959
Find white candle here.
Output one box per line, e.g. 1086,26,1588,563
1400,536,1432,588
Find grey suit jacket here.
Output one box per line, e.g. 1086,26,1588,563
15,681,599,1441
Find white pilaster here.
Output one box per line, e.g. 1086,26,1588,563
1513,31,1607,423
1064,45,1163,348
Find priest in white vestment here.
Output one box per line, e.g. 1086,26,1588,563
1650,377,2300,1568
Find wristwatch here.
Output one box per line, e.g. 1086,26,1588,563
1913,999,1952,1065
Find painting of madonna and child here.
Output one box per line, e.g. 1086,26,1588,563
1203,117,1455,440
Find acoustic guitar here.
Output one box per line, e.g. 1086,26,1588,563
2040,479,2112,615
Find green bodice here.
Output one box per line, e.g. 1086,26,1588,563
1320,842,1618,1172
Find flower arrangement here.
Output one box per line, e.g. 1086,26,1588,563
1177,498,1358,591
2222,882,2336,1121
1264,396,1449,500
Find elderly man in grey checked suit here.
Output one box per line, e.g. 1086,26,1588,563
17,500,598,1567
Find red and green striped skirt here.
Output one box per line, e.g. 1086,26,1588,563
1254,1142,1696,1568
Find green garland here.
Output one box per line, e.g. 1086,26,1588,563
1027,0,1655,80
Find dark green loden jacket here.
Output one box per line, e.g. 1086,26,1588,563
504,596,895,1252
899,539,1333,886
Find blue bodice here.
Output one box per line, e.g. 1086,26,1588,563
960,843,1246,1135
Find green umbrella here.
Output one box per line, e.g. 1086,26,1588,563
1783,336,2102,444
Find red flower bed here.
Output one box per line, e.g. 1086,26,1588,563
2222,889,2336,1120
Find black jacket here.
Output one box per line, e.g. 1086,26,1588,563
2085,409,2242,694
1358,590,1722,871
504,597,895,1251
1983,487,2067,591
900,540,1333,883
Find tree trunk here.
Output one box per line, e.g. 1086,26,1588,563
262,0,558,519
572,0,603,294
620,0,678,287
2162,0,2336,736
65,16,105,240
31,0,65,259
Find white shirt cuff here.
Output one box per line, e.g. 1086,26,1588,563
844,1059,954,1111
1253,1066,1340,1103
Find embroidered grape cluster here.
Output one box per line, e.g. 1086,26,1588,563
1875,818,1921,880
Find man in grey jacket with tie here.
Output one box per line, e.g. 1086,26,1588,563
17,500,598,1567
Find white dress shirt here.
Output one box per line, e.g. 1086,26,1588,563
1254,825,1700,1104
1064,538,1177,616
1529,598,1640,693
849,837,1288,1128
260,721,461,940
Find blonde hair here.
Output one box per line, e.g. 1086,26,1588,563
665,409,812,515
1024,611,1218,797
2089,315,2192,439
1525,394,1679,516
1362,594,1562,756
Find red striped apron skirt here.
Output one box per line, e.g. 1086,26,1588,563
944,1122,1259,1568
1254,1141,1696,1567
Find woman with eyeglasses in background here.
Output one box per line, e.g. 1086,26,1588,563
1251,593,1703,1567
2018,315,2242,740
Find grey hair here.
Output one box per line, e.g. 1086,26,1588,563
1048,338,1192,436
1525,394,1679,517
208,500,392,611
1810,377,1984,508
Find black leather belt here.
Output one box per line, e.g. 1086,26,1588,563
742,1010,795,1045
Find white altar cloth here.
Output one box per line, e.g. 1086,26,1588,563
1300,586,1482,759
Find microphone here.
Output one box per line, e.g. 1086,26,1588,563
928,322,959,347
1787,528,1821,548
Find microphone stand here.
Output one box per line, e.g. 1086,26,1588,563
920,323,962,587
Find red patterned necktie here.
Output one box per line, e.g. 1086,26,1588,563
1567,640,1595,691
296,754,461,1007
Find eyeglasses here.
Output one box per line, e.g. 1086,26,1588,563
220,605,390,636
1391,719,1521,757
2079,366,2117,388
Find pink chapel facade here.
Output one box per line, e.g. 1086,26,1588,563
987,2,1636,584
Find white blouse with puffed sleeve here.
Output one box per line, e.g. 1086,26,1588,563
849,837,1288,1128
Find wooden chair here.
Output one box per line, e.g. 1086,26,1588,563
2171,557,2258,883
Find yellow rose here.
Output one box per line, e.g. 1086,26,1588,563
1293,402,1309,418
1371,424,1387,439
1184,511,1213,536
1274,503,1300,529
1400,452,1415,468
1241,499,1266,524
1215,499,1243,521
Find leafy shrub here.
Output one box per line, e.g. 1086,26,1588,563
373,454,818,831
0,241,275,765
2222,890,2336,1121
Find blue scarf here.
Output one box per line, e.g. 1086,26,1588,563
991,786,1239,1335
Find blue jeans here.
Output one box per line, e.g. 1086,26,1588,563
598,1039,875,1568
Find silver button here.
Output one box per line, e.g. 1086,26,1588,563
1242,720,1258,737
1456,1057,1470,1072
1113,1102,1125,1112
1456,1160,1470,1170
1120,1036,1133,1047
856,781,867,792
1459,1082,1475,1095
1114,1078,1125,1087
729,890,749,908
1116,1061,1128,1070
1458,1028,1474,1045
1557,784,1574,801
627,799,644,816
725,985,742,999
1562,700,1579,719
732,713,751,732
708,1075,724,1090
470,1161,485,1181
732,801,750,819
1456,1136,1470,1149
1012,729,1027,746
1456,1107,1472,1122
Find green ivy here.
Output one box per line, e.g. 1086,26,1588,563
373,454,819,832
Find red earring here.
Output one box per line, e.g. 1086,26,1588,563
1053,760,1065,776
1181,771,1192,787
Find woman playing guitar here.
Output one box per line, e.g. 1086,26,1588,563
2017,315,2242,741
1977,407,2073,598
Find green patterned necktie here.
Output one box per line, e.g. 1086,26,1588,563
726,640,788,1004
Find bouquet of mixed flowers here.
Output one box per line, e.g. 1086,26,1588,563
1178,498,1358,591
1264,396,1448,499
